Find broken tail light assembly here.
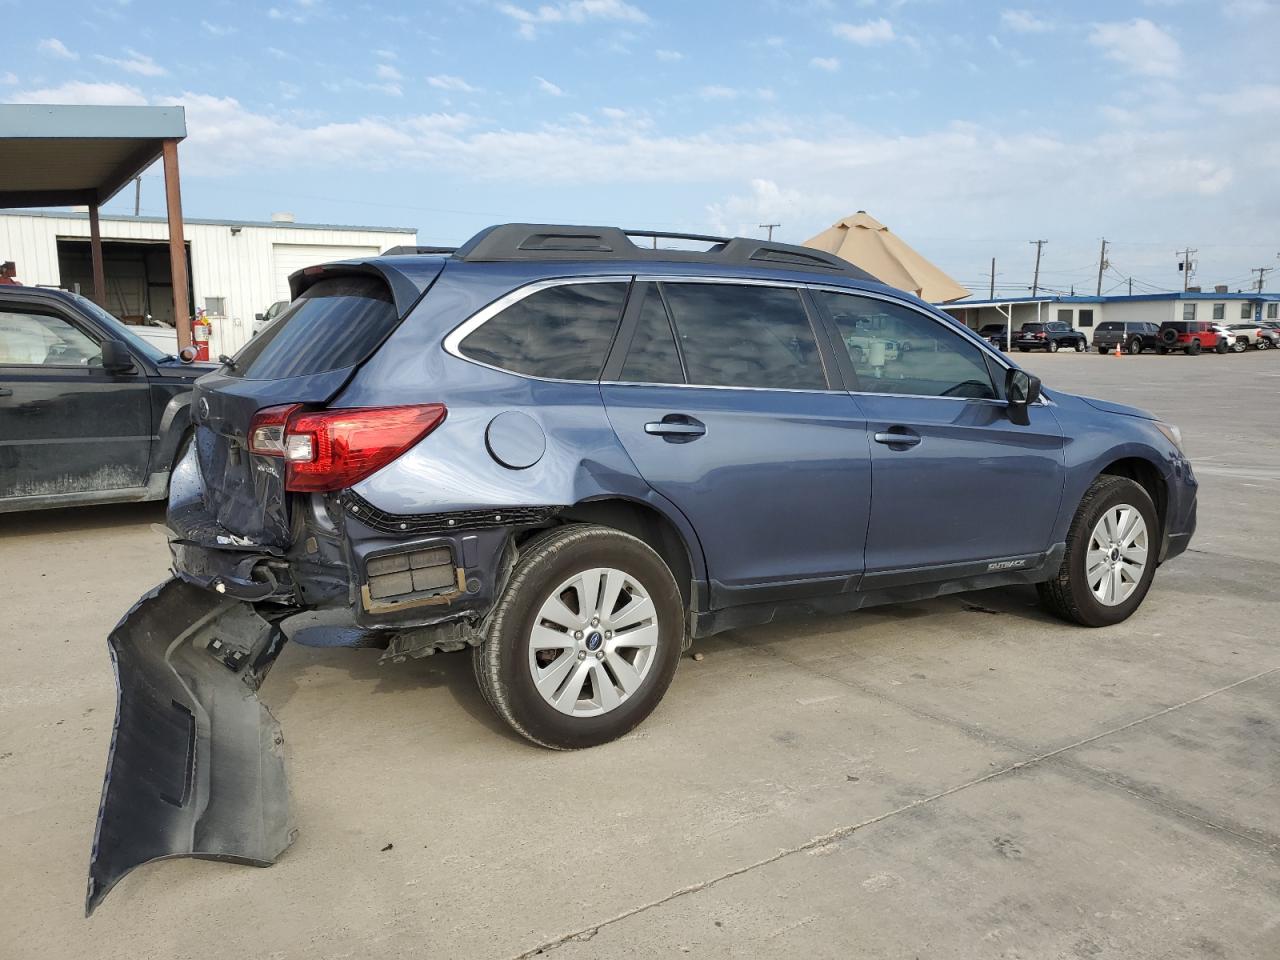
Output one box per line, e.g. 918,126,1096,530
249,403,447,492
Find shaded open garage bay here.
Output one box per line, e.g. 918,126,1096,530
2,352,1277,958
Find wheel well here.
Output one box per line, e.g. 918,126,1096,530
1099,458,1166,534
534,498,697,609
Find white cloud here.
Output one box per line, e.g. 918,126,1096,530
810,56,840,71
655,48,683,61
535,76,565,96
11,81,147,106
38,37,78,60
833,18,895,46
375,49,397,60
600,106,628,120
1225,0,1272,18
428,74,479,93
375,63,403,82
698,84,737,100
499,0,648,38
200,20,236,36
1199,83,1280,116
1000,9,1053,33
94,49,168,77
1089,19,1181,77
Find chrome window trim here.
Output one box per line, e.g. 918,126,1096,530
442,273,1048,405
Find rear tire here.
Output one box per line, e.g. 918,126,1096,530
1049,341,1059,353
1075,339,1086,352
1127,337,1142,355
473,524,684,750
1097,346,1107,355
1037,476,1158,628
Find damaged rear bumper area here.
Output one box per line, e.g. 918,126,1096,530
87,579,293,916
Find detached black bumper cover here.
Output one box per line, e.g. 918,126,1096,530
86,578,294,915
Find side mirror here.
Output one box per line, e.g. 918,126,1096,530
100,339,136,374
1005,368,1041,426
254,313,265,322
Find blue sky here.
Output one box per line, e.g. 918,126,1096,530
6,0,1280,296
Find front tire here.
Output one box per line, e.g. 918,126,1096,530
473,524,684,749
1049,341,1059,353
1037,476,1158,627
1075,339,1086,352
1187,340,1202,356
1127,337,1142,355
1215,339,1229,355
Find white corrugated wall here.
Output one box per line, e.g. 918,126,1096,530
0,213,416,354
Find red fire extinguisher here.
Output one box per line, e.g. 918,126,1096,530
191,310,211,362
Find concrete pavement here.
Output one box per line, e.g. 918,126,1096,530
1,350,1277,959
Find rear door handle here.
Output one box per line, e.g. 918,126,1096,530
0,387,12,397
645,415,706,442
873,428,921,448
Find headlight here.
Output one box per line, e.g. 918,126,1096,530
1156,422,1184,453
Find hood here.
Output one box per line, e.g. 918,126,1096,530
1079,395,1158,421
155,359,219,379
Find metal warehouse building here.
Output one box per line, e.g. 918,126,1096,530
0,210,416,357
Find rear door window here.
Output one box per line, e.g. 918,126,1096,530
659,282,826,390
460,281,627,381
818,292,996,400
619,285,684,384
230,275,397,380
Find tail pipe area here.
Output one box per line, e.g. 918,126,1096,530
86,578,294,916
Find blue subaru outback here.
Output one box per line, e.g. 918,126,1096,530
88,224,1197,912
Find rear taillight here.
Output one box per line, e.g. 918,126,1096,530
247,403,446,493
1035,332,1046,339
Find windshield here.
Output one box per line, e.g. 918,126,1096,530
67,292,171,363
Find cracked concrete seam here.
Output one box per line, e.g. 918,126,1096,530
508,665,1280,959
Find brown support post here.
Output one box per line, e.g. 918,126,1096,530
162,139,191,349
88,201,106,306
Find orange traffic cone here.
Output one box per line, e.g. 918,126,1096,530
1114,341,1122,358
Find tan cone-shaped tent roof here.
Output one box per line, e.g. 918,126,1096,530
803,211,969,303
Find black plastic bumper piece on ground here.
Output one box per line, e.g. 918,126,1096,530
86,578,294,916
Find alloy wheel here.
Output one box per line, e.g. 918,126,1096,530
1086,505,1148,607
527,567,659,717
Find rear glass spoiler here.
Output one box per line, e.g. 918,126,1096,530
288,257,447,318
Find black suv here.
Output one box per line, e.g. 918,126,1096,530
977,323,1010,350
0,286,211,512
1014,320,1088,353
1093,321,1161,355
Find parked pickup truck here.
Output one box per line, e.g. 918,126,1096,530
1093,321,1161,355
0,285,213,512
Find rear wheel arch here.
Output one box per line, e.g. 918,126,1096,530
527,497,700,612
1097,457,1167,540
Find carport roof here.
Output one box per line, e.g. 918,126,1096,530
0,104,186,208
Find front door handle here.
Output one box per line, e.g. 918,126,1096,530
873,427,921,448
0,387,12,397
645,415,706,442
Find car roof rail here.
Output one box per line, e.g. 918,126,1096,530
382,245,458,256
450,223,877,280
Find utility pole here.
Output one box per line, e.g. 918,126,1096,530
759,223,780,241
1251,266,1274,292
1029,239,1047,297
989,257,996,299
134,176,141,216
1177,247,1197,292
1095,238,1109,296
1128,277,1133,296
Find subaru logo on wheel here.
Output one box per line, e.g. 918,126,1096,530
585,631,603,651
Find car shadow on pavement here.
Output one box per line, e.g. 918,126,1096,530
265,642,523,744
0,501,167,538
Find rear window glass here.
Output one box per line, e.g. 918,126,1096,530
228,275,396,380
1021,323,1044,332
661,283,826,390
459,282,627,380
1098,322,1119,332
